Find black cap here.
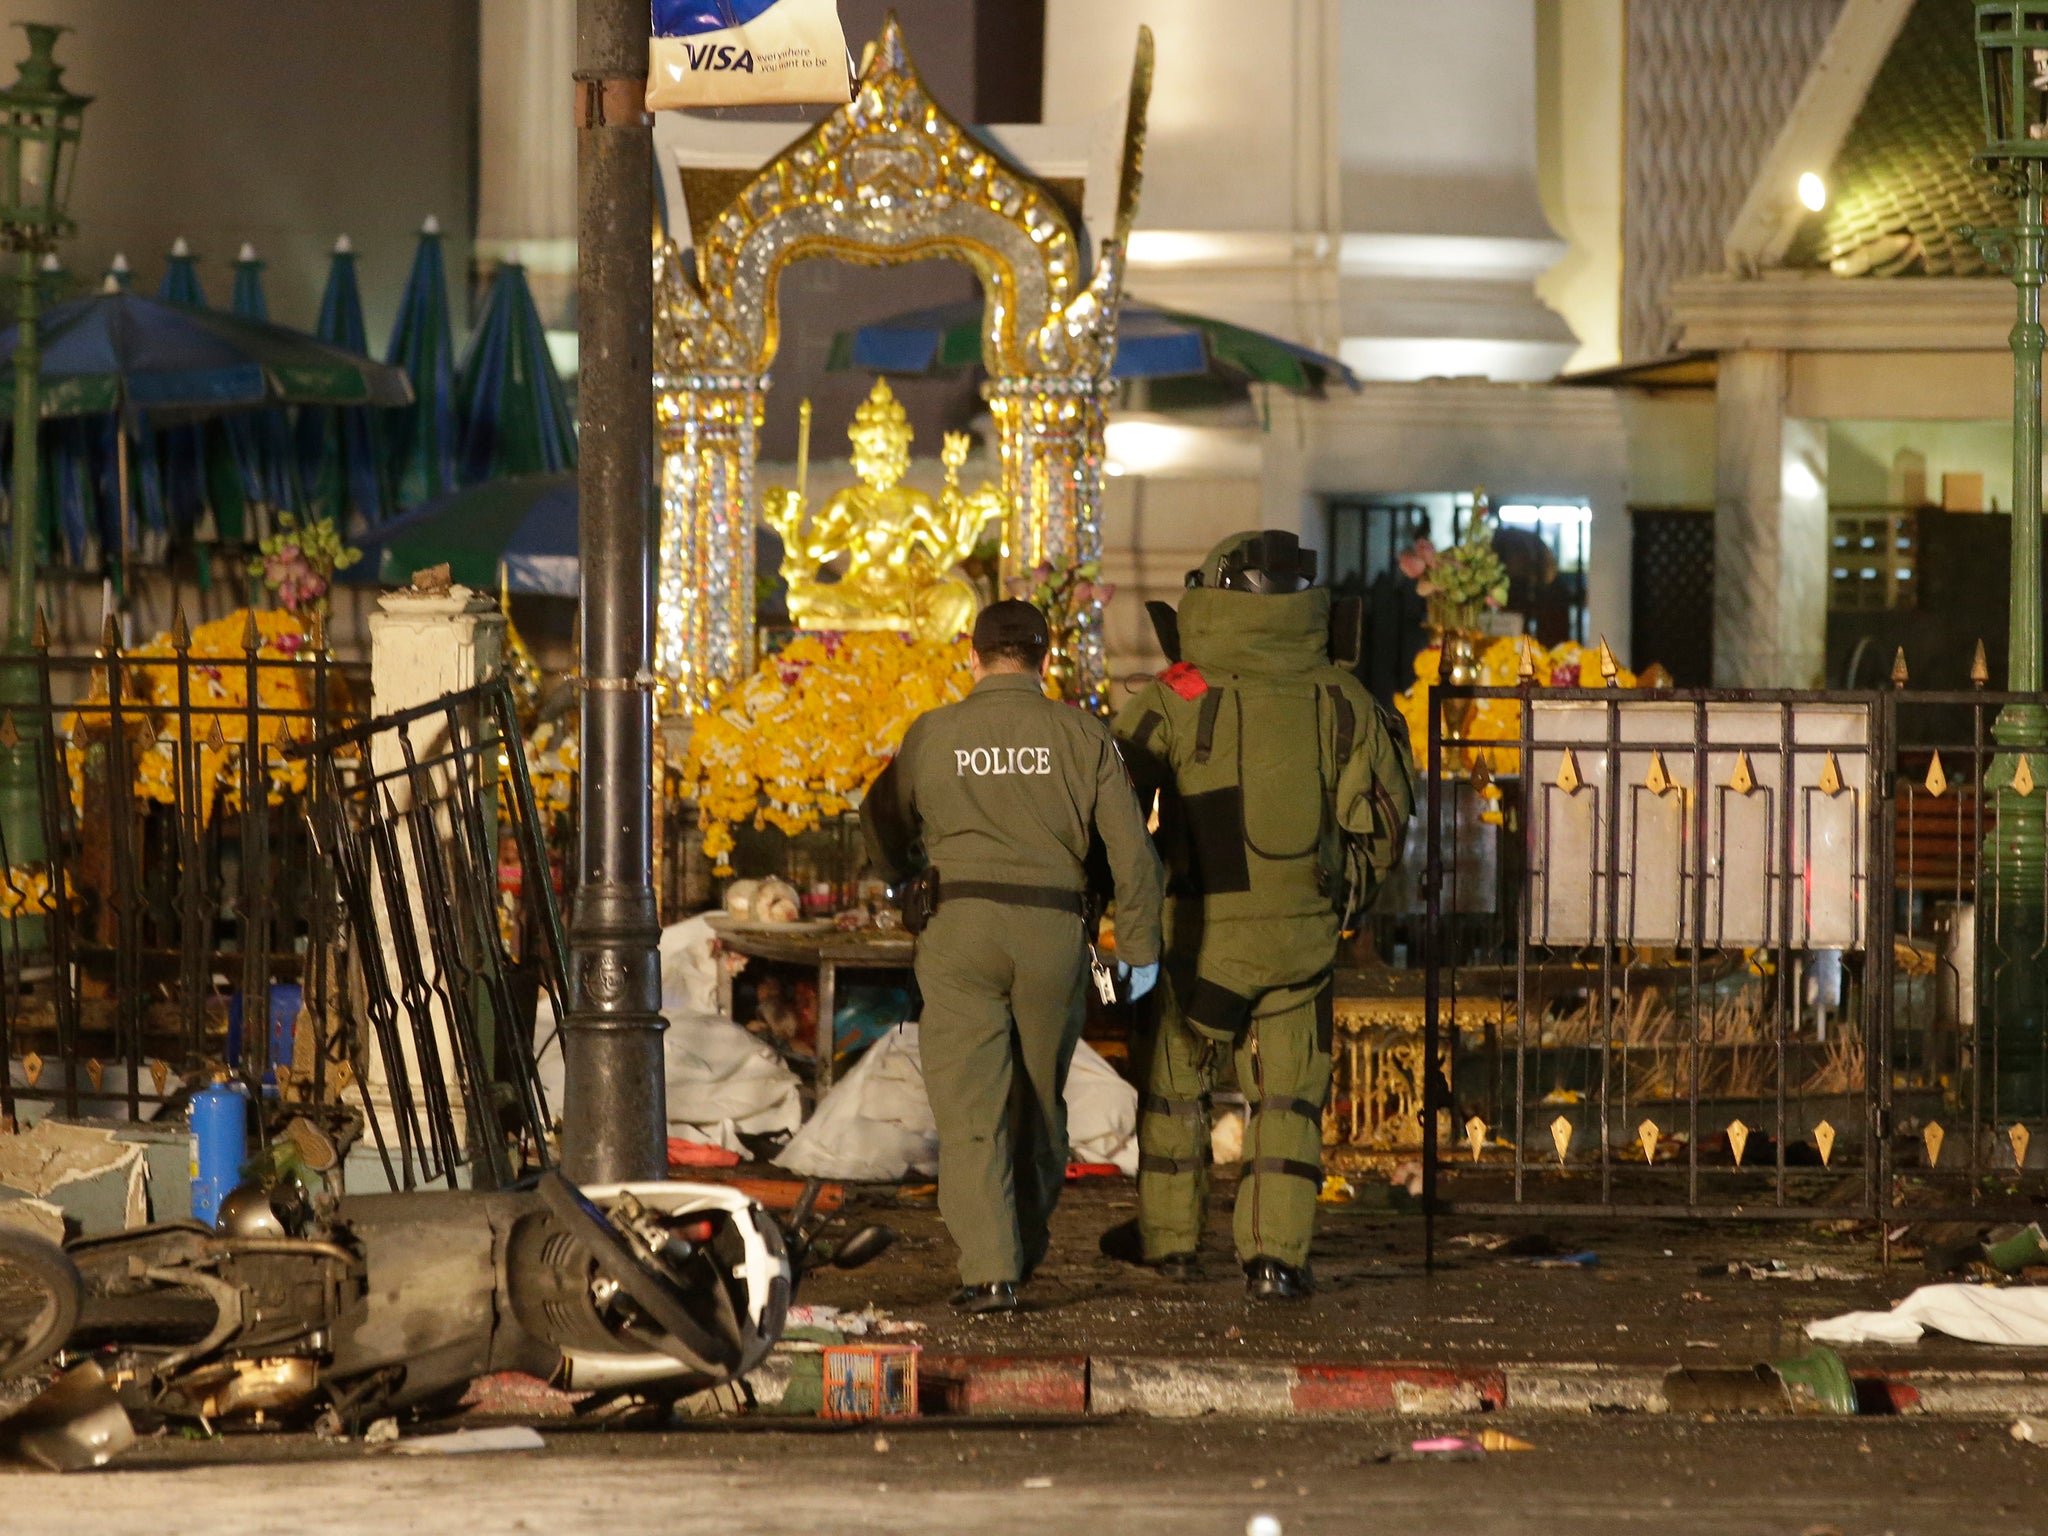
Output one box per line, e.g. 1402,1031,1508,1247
971,598,1051,658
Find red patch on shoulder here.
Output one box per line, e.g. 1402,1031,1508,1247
1159,662,1208,700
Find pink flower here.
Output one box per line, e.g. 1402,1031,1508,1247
1550,659,1579,687
1094,581,1116,604
1396,539,1436,581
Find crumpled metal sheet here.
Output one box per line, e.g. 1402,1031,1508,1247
0,1122,148,1229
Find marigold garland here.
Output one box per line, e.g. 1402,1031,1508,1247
62,608,334,821
679,631,973,872
1394,637,1639,776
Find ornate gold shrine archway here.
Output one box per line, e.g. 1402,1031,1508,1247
652,18,1152,717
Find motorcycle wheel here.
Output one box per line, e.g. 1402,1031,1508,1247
0,1228,82,1378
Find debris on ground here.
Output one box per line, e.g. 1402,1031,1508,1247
1246,1516,1284,1536
1808,1282,2048,1346
1704,1260,1866,1282
1923,1222,2048,1278
782,1303,925,1341
0,1361,135,1472
363,1417,400,1446
1317,1175,1355,1204
2011,1417,2048,1446
1663,1346,1857,1415
386,1426,546,1456
1523,1251,1599,1269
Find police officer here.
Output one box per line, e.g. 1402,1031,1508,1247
1110,531,1414,1299
863,600,1165,1313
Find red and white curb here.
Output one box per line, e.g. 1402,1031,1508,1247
913,1356,2048,1420
460,1358,2048,1422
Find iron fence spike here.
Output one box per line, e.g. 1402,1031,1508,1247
243,608,262,652
1972,639,1990,687
171,604,191,651
31,607,48,651
99,612,118,654
1891,647,1909,688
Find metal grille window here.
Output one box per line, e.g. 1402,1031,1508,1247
1829,509,1917,611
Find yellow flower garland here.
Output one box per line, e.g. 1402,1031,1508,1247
62,608,333,821
1394,637,1639,777
679,632,973,872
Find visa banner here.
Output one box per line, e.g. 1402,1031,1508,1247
647,0,851,110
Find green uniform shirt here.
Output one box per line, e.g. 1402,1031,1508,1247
863,671,1165,966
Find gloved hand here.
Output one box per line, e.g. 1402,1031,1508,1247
1116,960,1160,1002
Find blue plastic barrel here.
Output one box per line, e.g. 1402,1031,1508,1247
189,1081,248,1228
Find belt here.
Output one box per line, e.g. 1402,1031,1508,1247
941,879,1087,916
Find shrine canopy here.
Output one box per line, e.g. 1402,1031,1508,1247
830,299,1361,398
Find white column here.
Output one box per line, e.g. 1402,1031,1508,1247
362,588,507,1172
477,0,577,325
1713,350,1828,687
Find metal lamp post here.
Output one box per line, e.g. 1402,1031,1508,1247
1969,3,2048,1117
560,0,666,1183
0,23,85,926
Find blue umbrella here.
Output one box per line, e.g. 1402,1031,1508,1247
0,289,412,573
219,242,303,538
829,298,1361,396
296,235,393,530
386,215,459,507
456,259,576,485
345,472,577,595
154,238,210,539
157,237,205,307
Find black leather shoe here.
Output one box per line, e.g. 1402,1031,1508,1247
1243,1257,1313,1300
949,1282,1021,1314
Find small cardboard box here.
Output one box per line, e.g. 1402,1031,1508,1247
1943,472,1986,513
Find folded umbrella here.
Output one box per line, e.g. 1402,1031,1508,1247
296,236,395,530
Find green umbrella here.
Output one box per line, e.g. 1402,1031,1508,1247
343,472,577,596
829,297,1360,397
386,215,460,507
296,235,393,529
456,259,576,484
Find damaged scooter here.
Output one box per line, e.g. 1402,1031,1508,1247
0,1171,888,1431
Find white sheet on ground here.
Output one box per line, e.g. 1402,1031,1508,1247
773,1023,1140,1182
1806,1283,2048,1346
535,917,801,1145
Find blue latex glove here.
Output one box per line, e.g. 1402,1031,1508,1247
1116,960,1160,1002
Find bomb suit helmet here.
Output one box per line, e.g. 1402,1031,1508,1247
1186,530,1319,594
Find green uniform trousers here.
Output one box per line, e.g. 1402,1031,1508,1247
915,898,1090,1286
1133,959,1333,1268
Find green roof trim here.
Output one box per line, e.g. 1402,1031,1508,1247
1788,0,2007,277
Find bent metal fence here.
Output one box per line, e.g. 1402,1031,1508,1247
0,612,368,1124
1422,674,2048,1244
298,676,561,1191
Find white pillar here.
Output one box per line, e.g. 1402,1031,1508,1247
361,587,507,1175
478,0,577,325
1713,349,1828,687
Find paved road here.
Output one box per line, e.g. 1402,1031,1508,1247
17,1415,2044,1536
800,1181,1995,1372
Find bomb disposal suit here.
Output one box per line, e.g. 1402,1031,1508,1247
863,619,1164,1298
1114,532,1414,1292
